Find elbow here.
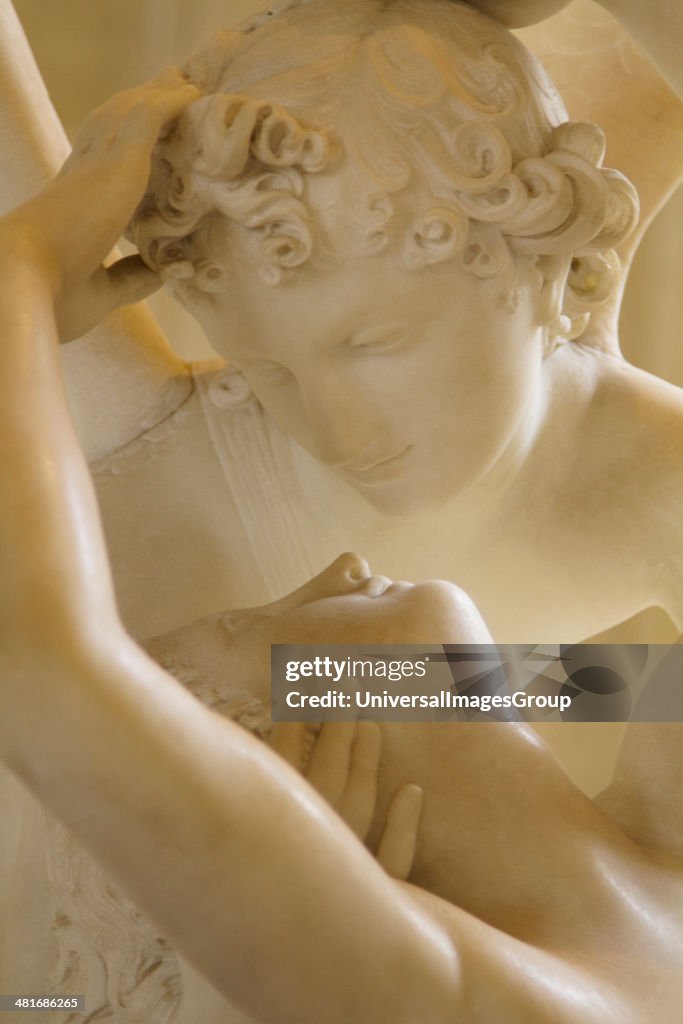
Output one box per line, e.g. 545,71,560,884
0,607,135,776
1,584,127,678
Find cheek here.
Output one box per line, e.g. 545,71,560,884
417,329,536,444
266,596,415,645
269,603,369,644
407,582,492,642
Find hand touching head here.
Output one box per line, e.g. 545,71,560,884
130,0,637,348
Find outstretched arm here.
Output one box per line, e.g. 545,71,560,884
0,77,460,1024
469,0,683,99
468,0,683,254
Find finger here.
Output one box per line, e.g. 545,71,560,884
115,70,200,147
339,722,381,841
73,73,199,157
376,784,424,881
104,255,162,307
118,82,200,149
56,257,160,342
146,66,194,91
268,723,308,771
464,0,572,28
306,722,356,809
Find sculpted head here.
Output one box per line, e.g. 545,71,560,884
130,0,638,513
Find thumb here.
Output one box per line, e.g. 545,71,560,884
464,1,572,28
55,256,162,342
104,254,162,308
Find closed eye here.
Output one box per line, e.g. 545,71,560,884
345,326,417,354
242,360,291,381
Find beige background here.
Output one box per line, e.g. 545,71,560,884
12,0,683,644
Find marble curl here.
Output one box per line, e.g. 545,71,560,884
129,0,638,341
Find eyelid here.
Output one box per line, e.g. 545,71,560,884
243,359,289,377
346,328,415,352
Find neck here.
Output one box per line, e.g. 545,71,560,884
451,340,602,525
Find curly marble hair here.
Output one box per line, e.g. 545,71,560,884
129,0,638,347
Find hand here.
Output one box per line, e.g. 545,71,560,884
596,0,683,98
269,722,424,880
463,0,572,28
467,0,683,98
2,69,200,340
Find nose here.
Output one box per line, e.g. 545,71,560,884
319,552,371,587
252,553,372,617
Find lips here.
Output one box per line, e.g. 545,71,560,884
339,445,413,481
355,574,393,597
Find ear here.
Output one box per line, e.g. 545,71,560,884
533,253,570,327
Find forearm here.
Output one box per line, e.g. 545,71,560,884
0,245,119,643
466,0,683,98
0,237,455,1014
0,10,191,458
517,1,683,270
3,634,458,1024
0,0,69,212
596,0,683,99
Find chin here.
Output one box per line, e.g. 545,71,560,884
354,481,452,518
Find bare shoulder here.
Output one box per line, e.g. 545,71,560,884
542,342,682,498
596,357,683,480
593,356,683,619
